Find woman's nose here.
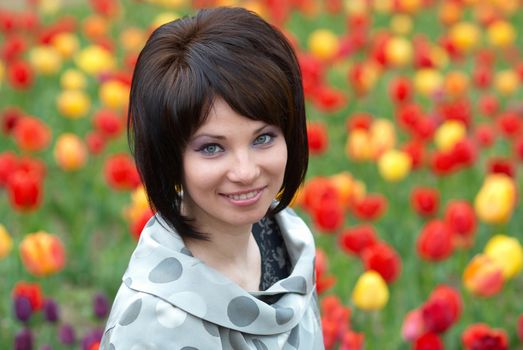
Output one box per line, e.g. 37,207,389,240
226,150,260,184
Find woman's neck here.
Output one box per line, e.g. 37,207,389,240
183,226,261,291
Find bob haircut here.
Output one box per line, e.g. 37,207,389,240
129,6,308,240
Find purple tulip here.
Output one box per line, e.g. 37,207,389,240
93,293,109,319
43,299,59,323
58,323,76,345
14,328,33,350
14,296,33,323
82,328,103,350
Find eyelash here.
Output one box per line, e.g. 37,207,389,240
196,132,277,156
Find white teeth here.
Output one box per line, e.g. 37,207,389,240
227,190,258,201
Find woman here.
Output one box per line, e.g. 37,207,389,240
101,6,324,349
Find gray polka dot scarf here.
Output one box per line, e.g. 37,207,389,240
100,208,325,349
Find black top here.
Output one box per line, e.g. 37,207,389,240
252,215,292,291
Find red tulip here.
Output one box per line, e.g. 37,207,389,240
514,137,523,162
353,194,387,221
6,168,43,211
396,103,422,133
1,34,28,62
497,111,521,138
413,333,444,350
474,123,495,148
339,224,379,256
1,106,23,135
301,177,340,213
472,65,492,89
92,109,123,138
17,157,46,178
315,248,336,294
13,116,52,152
341,330,364,350
321,295,355,349
313,199,344,233
487,157,515,178
38,16,77,45
438,99,472,127
411,116,437,142
86,131,107,155
411,187,440,217
430,150,457,176
307,122,329,155
7,60,34,90
0,151,18,187
402,309,424,341
104,153,141,190
451,138,477,168
130,207,154,240
444,200,476,248
478,94,498,117
298,54,324,98
12,281,44,311
462,323,508,350
417,220,454,261
402,140,426,169
422,285,462,333
361,242,402,283
312,85,346,112
389,76,412,104
347,112,373,131
90,0,120,17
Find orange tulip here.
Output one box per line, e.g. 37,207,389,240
463,254,504,297
19,231,66,277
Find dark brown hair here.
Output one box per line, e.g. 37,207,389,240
129,7,308,240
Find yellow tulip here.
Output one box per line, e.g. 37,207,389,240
494,70,519,96
57,90,91,119
378,149,412,182
19,231,66,277
60,69,87,90
484,235,523,279
0,61,4,86
487,21,516,48
308,29,339,61
352,271,389,311
151,12,180,29
370,119,396,157
29,46,62,75
75,45,115,75
125,185,151,222
346,0,369,15
449,22,481,52
346,129,373,161
0,224,13,260
99,80,130,110
474,174,516,224
120,27,146,52
414,69,443,96
54,133,88,171
385,36,413,67
51,32,80,59
390,15,413,35
434,120,467,152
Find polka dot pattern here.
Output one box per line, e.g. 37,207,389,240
119,299,142,326
227,296,260,327
281,276,307,293
155,299,187,329
274,306,294,325
106,209,322,348
146,216,156,227
148,257,183,283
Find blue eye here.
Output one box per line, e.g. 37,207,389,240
198,144,223,156
253,133,275,145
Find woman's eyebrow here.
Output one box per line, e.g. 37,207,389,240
191,125,271,140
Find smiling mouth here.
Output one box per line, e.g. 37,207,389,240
223,187,265,201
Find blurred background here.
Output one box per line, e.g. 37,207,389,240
1,0,523,349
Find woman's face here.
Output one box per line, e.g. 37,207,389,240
182,97,288,234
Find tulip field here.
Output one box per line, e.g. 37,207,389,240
1,0,523,349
